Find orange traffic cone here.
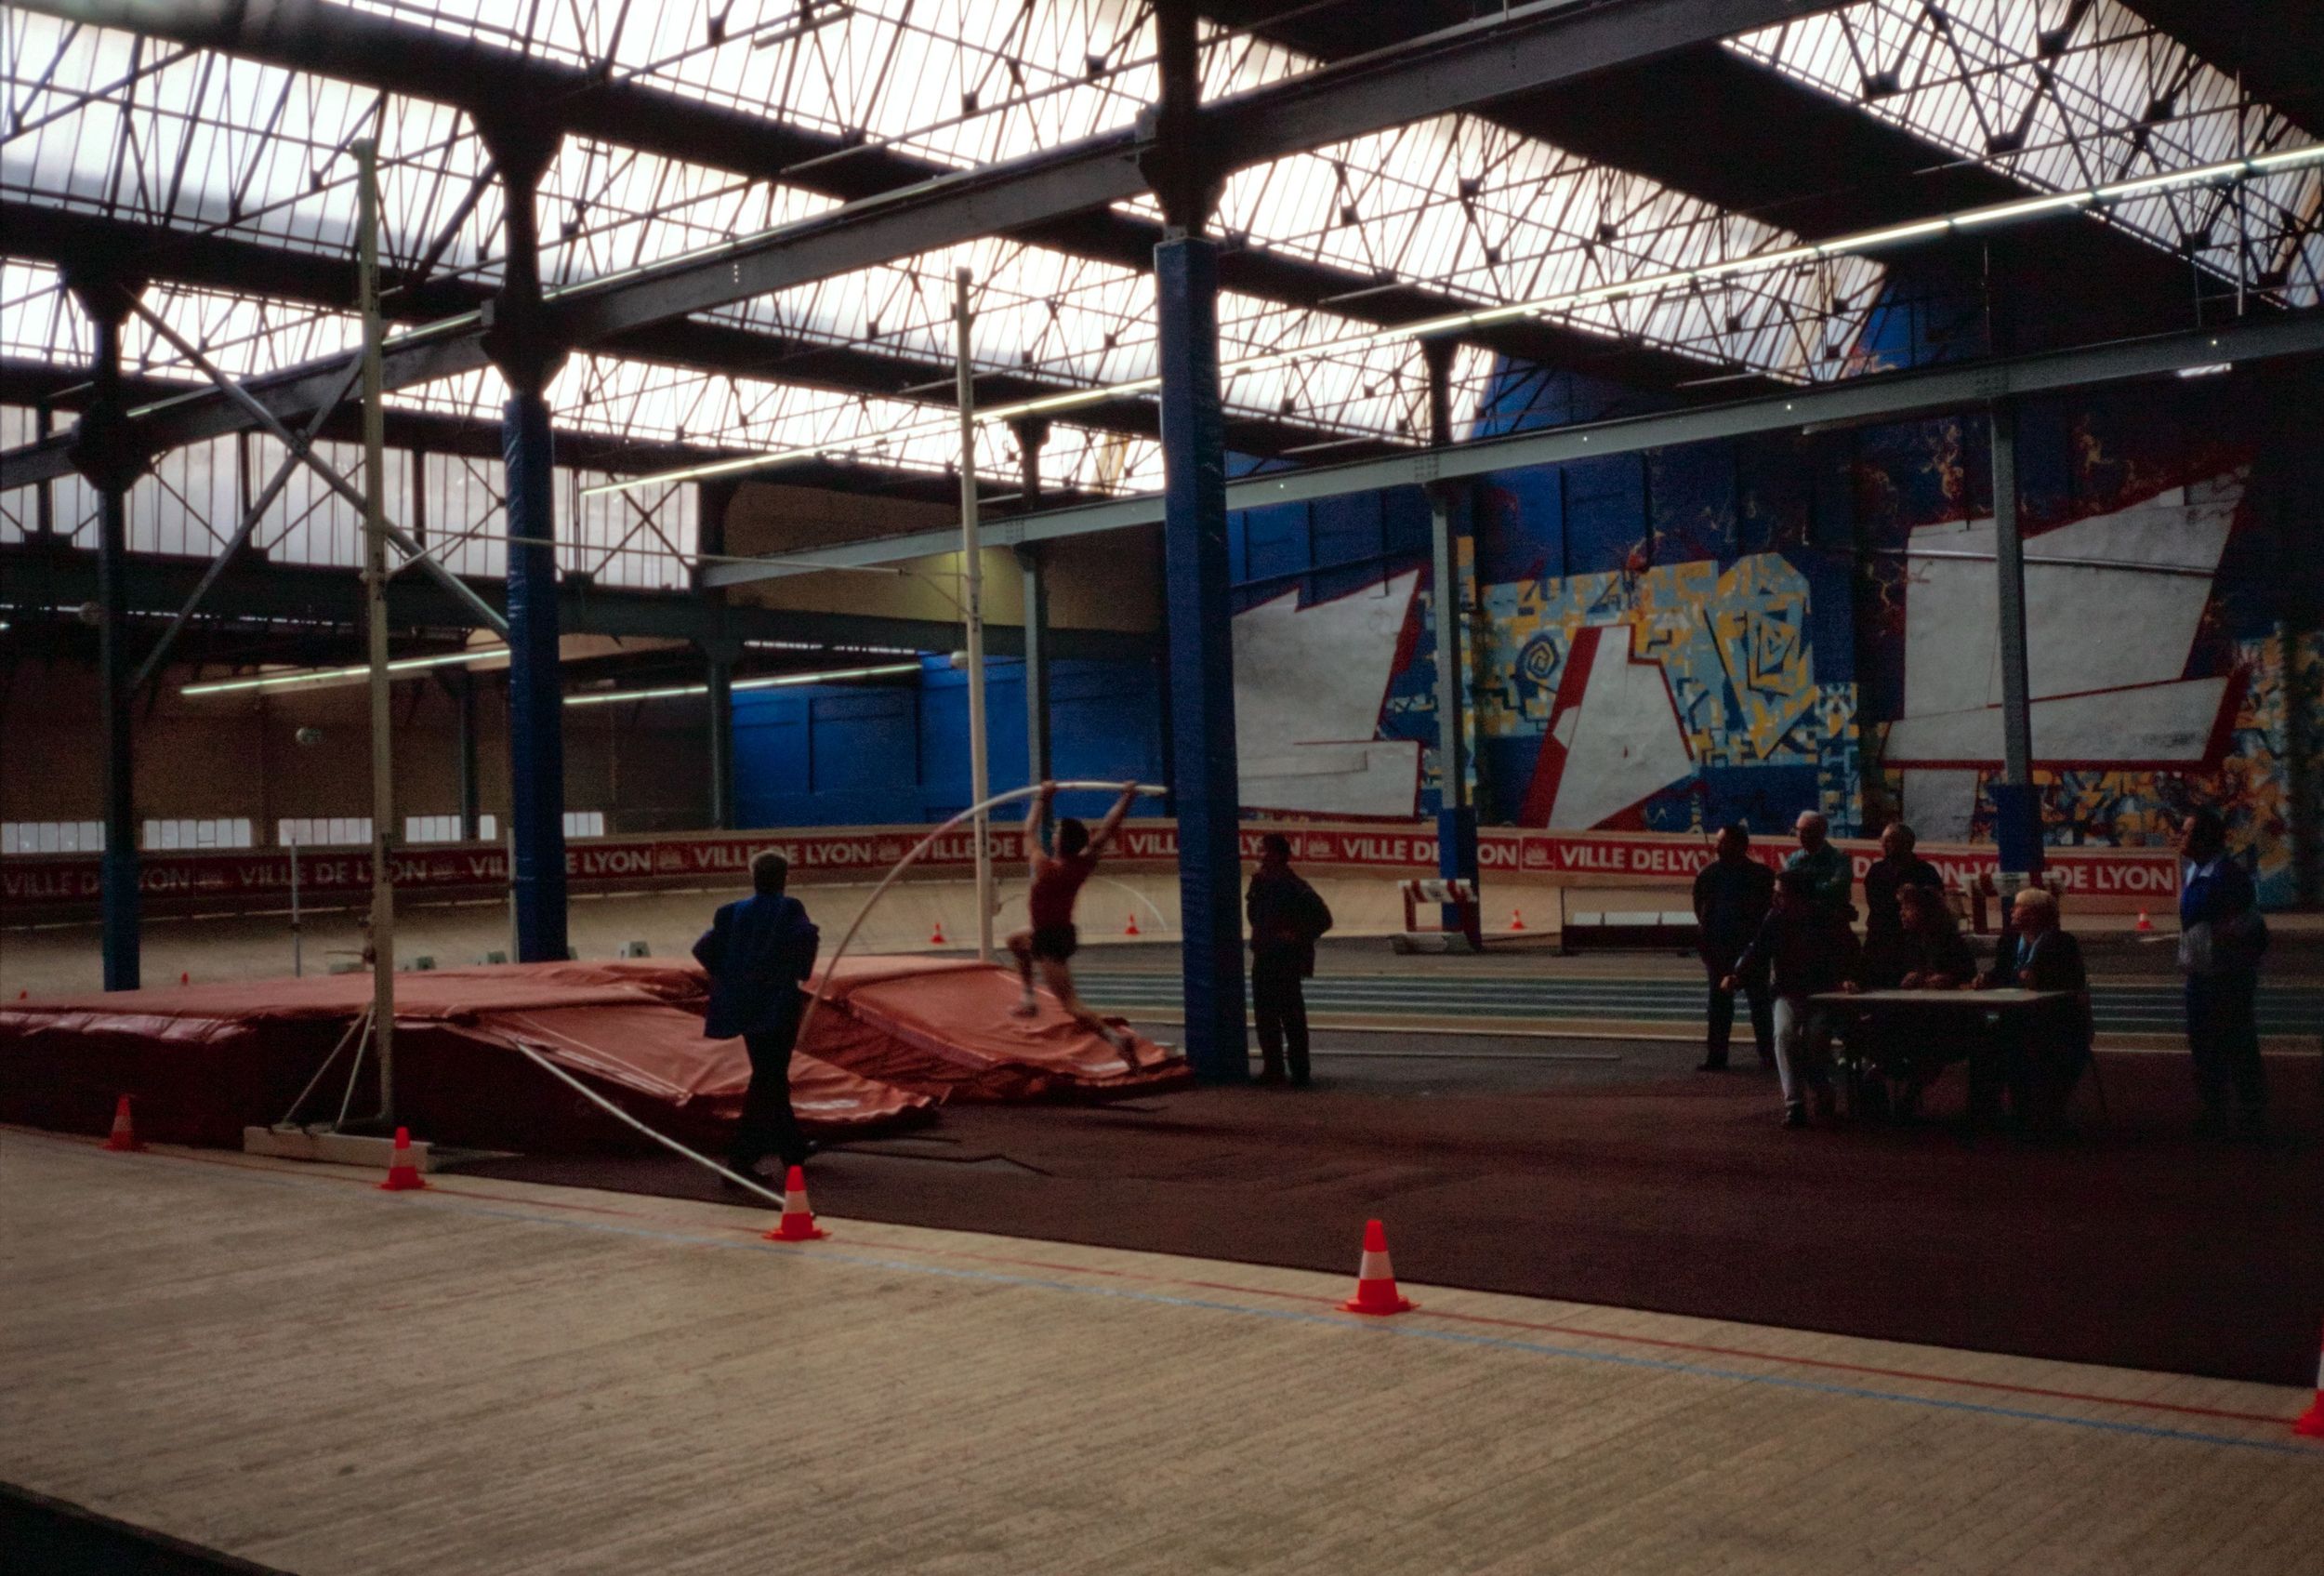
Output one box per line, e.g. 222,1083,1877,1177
2135,910,2155,933
764,1165,827,1242
930,919,947,946
1124,911,1141,936
377,1126,426,1191
102,1094,143,1152
179,971,190,986
2296,1321,2324,1438
1509,907,1526,932
1340,1218,1415,1315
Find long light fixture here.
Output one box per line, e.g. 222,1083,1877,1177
561,660,921,707
581,141,2324,500
179,644,508,696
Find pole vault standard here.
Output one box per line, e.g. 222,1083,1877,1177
954,268,995,963
356,138,397,1126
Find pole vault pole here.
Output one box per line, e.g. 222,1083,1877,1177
356,138,397,1125
954,267,994,963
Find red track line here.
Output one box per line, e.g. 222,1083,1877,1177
22,1128,2301,1428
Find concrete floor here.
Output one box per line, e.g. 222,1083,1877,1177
6,1129,2317,1575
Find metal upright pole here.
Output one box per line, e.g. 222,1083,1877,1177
955,268,994,962
289,836,303,978
356,139,397,1122
1424,338,1480,942
1988,399,2040,887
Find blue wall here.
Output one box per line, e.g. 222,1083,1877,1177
732,656,1167,828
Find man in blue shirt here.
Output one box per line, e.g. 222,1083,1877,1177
2176,808,2267,1137
695,851,823,1180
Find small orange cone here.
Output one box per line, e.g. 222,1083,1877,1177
377,1126,426,1191
2295,1321,2324,1438
1124,911,1141,936
2135,910,2155,933
179,971,190,986
1509,907,1526,932
1340,1218,1415,1315
764,1165,827,1242
930,919,946,946
102,1094,143,1152
15,988,26,1000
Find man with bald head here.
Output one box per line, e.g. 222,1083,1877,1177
1786,810,1852,922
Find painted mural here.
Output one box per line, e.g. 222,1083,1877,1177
1224,338,2320,902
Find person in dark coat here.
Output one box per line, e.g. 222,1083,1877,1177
1875,883,1983,1122
1861,822,1945,987
1691,823,1775,1072
1247,833,1333,1086
2175,808,2268,1136
1724,867,1860,1128
1974,885,2093,1132
694,851,823,1181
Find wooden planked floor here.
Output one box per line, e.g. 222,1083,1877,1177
4,1128,2317,1576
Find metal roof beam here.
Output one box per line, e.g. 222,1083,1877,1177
703,312,2324,585
0,0,1822,489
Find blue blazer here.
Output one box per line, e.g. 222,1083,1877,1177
693,894,821,1040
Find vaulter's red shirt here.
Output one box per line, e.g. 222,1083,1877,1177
1028,851,1098,930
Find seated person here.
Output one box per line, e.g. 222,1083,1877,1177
1868,885,1978,1118
1973,885,2093,1132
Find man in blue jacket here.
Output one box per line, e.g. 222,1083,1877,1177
694,851,823,1180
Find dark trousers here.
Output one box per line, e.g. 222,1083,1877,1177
2186,971,2266,1114
730,1016,809,1171
1252,952,1311,1084
1704,965,1774,1067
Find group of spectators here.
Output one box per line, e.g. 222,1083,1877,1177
1694,808,2270,1137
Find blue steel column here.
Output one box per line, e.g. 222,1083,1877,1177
484,123,569,960
1155,236,1248,1081
1424,339,1480,943
502,390,565,958
65,276,147,990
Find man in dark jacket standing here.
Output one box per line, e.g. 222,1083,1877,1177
1247,833,1333,1087
2176,808,2268,1136
695,851,823,1179
1692,823,1775,1071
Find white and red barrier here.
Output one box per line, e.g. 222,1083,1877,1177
0,819,2181,921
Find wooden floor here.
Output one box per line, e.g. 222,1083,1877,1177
5,1129,2317,1575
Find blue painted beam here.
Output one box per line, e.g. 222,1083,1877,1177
1155,236,1248,1082
503,391,568,960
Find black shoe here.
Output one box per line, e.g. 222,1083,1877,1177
1782,1103,1808,1130
1257,1066,1288,1087
1697,1056,1730,1072
1288,1073,1312,1089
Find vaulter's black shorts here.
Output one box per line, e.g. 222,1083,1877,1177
1029,923,1079,962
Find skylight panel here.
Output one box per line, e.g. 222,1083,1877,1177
1730,0,2322,306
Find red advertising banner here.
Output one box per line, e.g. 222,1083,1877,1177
0,820,2180,920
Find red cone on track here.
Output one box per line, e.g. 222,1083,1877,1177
1340,1218,1415,1316
764,1165,827,1242
1124,911,1141,936
102,1094,143,1153
1509,907,1525,932
930,920,946,946
179,971,190,986
2296,1321,2324,1438
377,1126,426,1192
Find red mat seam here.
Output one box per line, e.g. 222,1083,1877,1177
26,1128,2298,1429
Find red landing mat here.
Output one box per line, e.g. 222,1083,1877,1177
0,959,1183,1153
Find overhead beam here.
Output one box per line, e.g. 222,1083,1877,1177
0,544,1155,662
703,312,2324,584
0,0,1821,489
0,202,1399,462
